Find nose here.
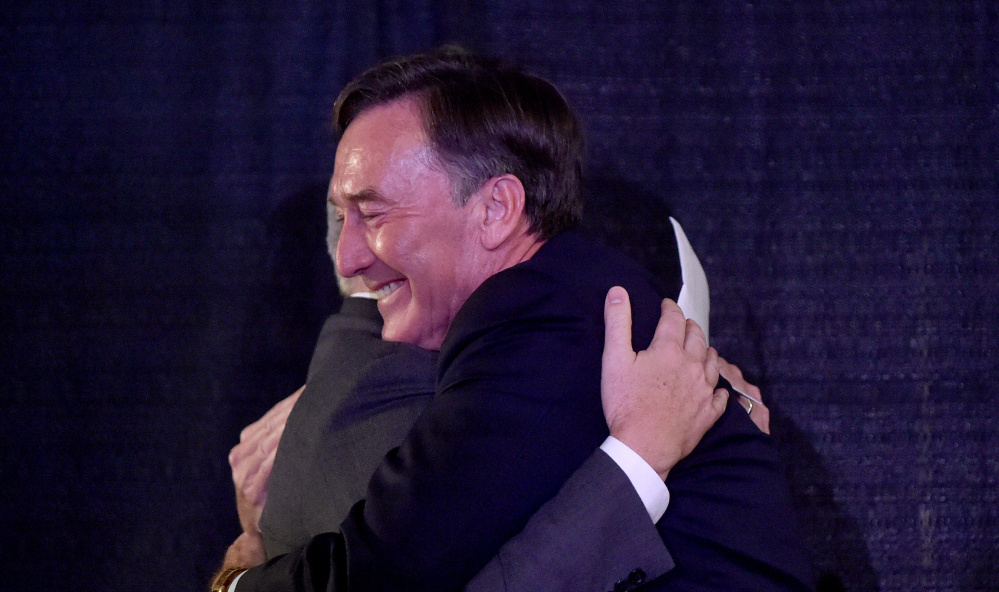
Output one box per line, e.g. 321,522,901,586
335,216,374,278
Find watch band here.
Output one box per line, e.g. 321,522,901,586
211,568,247,592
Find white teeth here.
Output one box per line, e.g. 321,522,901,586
375,280,403,299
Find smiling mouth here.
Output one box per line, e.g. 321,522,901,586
374,280,404,299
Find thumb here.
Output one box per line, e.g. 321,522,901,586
603,286,635,374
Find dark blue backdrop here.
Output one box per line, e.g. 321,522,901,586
2,1,996,591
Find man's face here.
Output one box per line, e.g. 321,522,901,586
328,98,487,350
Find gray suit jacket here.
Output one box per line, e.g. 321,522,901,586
469,449,673,592
260,297,437,558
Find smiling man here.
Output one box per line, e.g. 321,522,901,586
221,47,811,592
329,97,533,350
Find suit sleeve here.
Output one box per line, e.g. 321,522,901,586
464,449,674,592
236,274,617,592
235,451,673,592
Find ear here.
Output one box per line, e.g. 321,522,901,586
476,174,528,250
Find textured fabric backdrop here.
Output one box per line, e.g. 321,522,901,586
2,1,996,591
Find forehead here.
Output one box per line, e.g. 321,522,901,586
330,98,437,204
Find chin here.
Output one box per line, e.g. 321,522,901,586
383,322,444,350
381,318,420,346
379,323,411,345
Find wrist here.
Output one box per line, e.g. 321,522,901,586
600,436,671,522
610,431,678,480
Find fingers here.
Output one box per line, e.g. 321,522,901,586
650,298,687,349
718,356,767,434
229,391,303,535
752,403,771,435
704,346,720,390
712,388,730,417
718,357,763,403
682,318,708,361
231,386,304,471
241,441,278,494
741,381,763,405
256,414,287,457
717,354,739,379
229,444,245,473
601,293,733,479
232,417,284,489
702,349,726,429
739,394,771,434
611,295,705,360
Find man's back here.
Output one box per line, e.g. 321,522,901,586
260,297,436,557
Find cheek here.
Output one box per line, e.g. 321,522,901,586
369,224,388,252
390,223,445,271
371,226,406,265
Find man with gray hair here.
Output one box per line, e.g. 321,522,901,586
251,203,438,559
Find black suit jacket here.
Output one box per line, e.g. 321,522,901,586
255,295,678,592
238,228,811,592
260,297,437,558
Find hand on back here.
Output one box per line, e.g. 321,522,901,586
601,287,729,480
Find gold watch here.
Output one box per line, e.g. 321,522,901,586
211,568,247,592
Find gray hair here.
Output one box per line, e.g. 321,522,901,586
326,200,356,297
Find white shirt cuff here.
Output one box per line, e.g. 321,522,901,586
227,569,247,592
599,436,670,523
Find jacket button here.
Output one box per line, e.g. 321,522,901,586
613,579,629,592
629,569,646,584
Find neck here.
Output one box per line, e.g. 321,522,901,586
495,231,546,273
440,231,548,350
460,230,546,309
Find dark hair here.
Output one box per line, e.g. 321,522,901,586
333,46,583,241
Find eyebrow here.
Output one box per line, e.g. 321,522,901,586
344,189,382,203
328,188,383,206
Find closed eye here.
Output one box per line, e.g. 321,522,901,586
357,205,384,221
